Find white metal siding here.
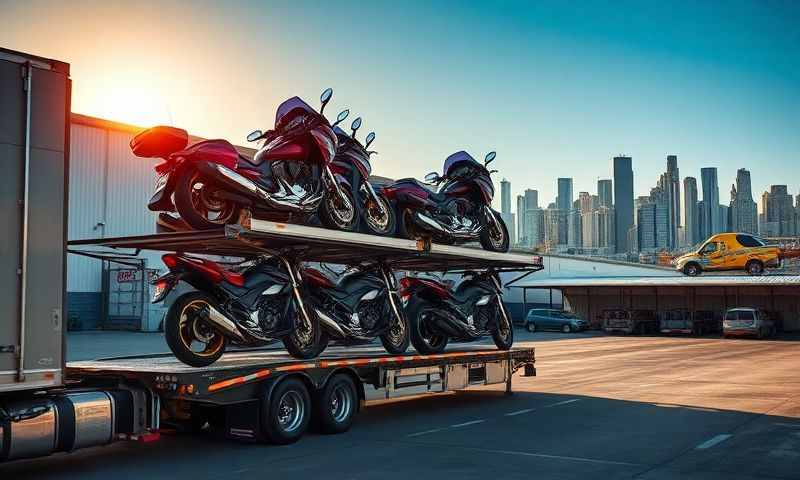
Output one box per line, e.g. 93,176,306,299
67,124,107,292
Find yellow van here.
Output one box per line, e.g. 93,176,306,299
673,233,780,276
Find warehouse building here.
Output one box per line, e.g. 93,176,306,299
66,114,254,331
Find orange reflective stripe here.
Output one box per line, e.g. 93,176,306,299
207,368,271,393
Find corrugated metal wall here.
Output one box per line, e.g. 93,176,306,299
67,120,165,330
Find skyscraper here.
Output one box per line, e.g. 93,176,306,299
556,178,573,212
500,178,511,215
665,155,681,249
762,185,795,236
683,177,699,245
524,189,539,210
728,168,758,235
597,179,613,208
613,156,634,253
700,167,720,237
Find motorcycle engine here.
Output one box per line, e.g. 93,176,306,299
255,296,284,332
357,299,384,331
473,303,496,331
271,160,319,193
438,198,477,230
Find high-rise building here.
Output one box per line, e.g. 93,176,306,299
700,167,720,237
613,156,634,253
598,179,613,208
524,208,545,248
500,178,511,215
762,185,795,236
728,168,758,235
556,178,573,212
567,199,582,248
543,206,562,250
516,194,526,245
684,177,700,245
524,189,538,210
665,155,681,249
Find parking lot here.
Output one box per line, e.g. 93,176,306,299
4,331,799,479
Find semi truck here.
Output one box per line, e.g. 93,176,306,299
0,48,538,463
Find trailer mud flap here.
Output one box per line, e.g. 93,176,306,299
224,400,262,442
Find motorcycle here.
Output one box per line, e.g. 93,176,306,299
398,270,513,354
130,88,358,232
382,151,510,252
301,261,409,353
330,117,396,236
151,253,323,367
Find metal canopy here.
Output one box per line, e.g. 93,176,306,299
68,219,543,273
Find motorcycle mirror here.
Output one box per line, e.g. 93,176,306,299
484,151,497,166
247,130,263,142
350,117,362,137
332,109,350,127
367,150,378,156
424,172,440,183
489,169,498,174
320,87,333,114
365,132,376,149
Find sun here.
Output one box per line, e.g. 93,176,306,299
74,73,173,128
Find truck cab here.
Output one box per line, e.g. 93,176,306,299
673,233,780,276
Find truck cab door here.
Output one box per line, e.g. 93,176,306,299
701,242,725,270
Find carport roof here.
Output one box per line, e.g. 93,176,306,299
510,275,800,289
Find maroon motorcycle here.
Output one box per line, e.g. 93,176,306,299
130,88,357,231
382,151,509,252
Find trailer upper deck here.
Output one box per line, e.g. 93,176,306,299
68,218,543,272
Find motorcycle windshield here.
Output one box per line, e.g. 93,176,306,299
443,151,483,177
274,96,316,127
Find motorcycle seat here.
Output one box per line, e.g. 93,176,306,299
395,178,447,204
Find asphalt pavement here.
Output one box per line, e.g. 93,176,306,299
4,330,799,479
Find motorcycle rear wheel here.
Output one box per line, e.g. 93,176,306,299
174,169,240,230
164,292,228,367
319,187,358,231
480,210,510,252
407,298,449,354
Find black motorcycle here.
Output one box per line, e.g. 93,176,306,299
152,253,322,367
330,117,396,236
398,270,513,354
382,151,509,252
301,262,409,353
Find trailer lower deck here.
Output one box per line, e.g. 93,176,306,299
67,345,535,442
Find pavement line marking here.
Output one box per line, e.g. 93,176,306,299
774,423,800,428
695,434,732,450
406,427,446,438
450,419,486,428
505,408,535,416
545,398,581,408
455,446,642,467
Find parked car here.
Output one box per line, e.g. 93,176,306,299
523,309,589,333
602,308,658,335
723,307,776,339
658,309,719,335
673,233,781,276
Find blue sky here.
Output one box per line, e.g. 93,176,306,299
2,0,798,211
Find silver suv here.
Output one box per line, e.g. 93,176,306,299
723,308,775,339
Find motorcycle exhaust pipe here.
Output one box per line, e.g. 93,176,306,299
315,309,348,339
412,212,483,241
200,304,247,342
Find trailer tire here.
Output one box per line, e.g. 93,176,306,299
261,378,311,444
314,374,357,434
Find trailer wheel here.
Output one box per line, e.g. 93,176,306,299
261,378,311,444
315,374,357,434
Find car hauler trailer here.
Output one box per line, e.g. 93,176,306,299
1,47,540,463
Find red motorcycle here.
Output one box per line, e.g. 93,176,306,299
131,88,357,231
382,151,509,252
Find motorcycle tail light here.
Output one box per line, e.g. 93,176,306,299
151,280,169,303
162,254,179,269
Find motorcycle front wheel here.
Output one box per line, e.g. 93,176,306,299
363,192,397,237
380,295,410,354
174,169,240,230
319,186,358,231
490,303,514,350
282,299,327,359
164,292,228,367
480,209,510,252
